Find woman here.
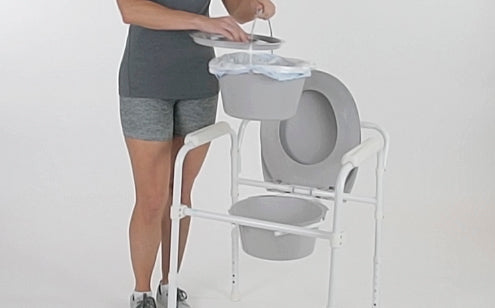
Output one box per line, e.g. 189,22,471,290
115,0,276,307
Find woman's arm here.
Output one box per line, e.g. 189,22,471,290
116,0,248,41
223,0,276,24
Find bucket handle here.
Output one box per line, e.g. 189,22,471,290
273,220,325,237
252,8,273,37
249,10,274,54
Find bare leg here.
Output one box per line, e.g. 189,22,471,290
161,135,211,284
126,138,173,292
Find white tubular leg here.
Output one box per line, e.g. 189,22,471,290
327,163,354,308
168,123,237,307
168,209,181,308
168,145,192,308
372,153,385,307
230,124,241,301
360,121,388,307
231,224,241,301
230,129,239,205
230,120,241,302
372,218,383,308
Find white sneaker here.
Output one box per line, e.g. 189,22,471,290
130,293,157,308
156,284,191,308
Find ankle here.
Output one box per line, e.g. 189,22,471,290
134,285,152,293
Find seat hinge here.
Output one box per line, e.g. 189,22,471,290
291,185,313,196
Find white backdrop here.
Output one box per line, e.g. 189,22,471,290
1,0,494,307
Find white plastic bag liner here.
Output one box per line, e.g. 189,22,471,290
209,52,311,81
209,52,311,120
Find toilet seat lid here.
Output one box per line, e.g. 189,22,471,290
260,70,361,190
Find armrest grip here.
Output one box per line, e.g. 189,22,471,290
341,137,384,167
184,122,232,147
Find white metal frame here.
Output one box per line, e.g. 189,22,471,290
167,120,389,308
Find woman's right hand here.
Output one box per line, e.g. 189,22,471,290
197,16,249,42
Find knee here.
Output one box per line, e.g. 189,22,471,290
135,193,168,222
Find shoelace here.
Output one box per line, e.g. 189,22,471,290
136,293,156,308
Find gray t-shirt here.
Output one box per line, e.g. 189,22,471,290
119,0,219,99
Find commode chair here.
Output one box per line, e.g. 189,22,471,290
166,70,389,308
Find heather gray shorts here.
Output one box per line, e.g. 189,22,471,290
120,95,218,141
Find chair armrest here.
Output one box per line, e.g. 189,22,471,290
341,137,384,167
184,122,232,147
360,121,390,169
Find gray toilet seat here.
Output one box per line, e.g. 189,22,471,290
260,70,361,191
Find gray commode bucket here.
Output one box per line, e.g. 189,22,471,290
219,74,305,120
229,195,328,261
209,52,311,120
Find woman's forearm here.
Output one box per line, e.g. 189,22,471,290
117,0,249,41
117,0,206,30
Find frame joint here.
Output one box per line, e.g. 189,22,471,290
171,204,186,219
331,232,345,248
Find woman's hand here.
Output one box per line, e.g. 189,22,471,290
222,0,276,24
254,0,276,20
197,16,249,42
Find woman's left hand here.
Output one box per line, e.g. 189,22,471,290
254,0,276,20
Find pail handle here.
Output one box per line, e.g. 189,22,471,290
249,11,274,54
